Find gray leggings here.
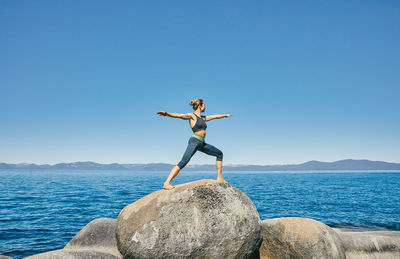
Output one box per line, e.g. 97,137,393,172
177,136,223,169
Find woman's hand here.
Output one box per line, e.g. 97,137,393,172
157,111,168,116
225,114,232,118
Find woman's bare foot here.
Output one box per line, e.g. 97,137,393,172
163,182,175,190
216,178,228,184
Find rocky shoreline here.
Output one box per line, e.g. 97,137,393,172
2,179,399,259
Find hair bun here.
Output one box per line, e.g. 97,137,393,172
189,98,204,110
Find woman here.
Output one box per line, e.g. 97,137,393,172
157,98,232,190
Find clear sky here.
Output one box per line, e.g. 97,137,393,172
1,1,399,165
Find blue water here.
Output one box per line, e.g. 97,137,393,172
0,170,399,258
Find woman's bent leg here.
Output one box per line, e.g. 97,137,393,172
215,160,225,182
198,143,226,183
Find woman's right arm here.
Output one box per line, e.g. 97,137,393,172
157,111,192,120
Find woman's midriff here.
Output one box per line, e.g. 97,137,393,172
194,130,206,138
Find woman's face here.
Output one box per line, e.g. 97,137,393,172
201,103,205,112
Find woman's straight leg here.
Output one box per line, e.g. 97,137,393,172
177,138,200,169
163,165,181,190
163,138,200,189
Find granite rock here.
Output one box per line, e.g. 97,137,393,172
24,218,122,259
115,179,263,259
333,228,400,259
259,217,346,259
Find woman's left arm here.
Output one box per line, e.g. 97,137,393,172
204,114,232,122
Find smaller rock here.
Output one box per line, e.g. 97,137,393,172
64,218,119,250
24,218,122,259
0,255,14,259
23,249,121,259
259,217,346,259
333,228,400,259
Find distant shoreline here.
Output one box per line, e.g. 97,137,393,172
1,169,400,173
1,159,400,171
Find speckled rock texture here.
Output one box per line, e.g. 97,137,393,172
333,228,400,259
115,179,263,259
24,218,122,259
259,217,346,259
24,249,121,259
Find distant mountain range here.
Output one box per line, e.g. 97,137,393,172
1,159,399,171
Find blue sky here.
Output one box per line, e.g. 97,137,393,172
1,1,399,165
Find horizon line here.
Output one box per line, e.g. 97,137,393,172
2,158,400,166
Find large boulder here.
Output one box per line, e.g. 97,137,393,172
259,217,346,259
115,179,262,259
333,228,400,259
24,218,122,258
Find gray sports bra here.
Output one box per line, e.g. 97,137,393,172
191,113,207,132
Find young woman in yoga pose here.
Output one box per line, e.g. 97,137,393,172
157,98,232,190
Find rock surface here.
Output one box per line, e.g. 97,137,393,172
115,179,263,259
64,218,120,251
24,249,121,259
333,228,400,259
24,218,122,259
259,217,346,259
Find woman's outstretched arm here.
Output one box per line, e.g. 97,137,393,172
157,111,192,120
205,114,232,122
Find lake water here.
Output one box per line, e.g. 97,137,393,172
1,169,399,258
